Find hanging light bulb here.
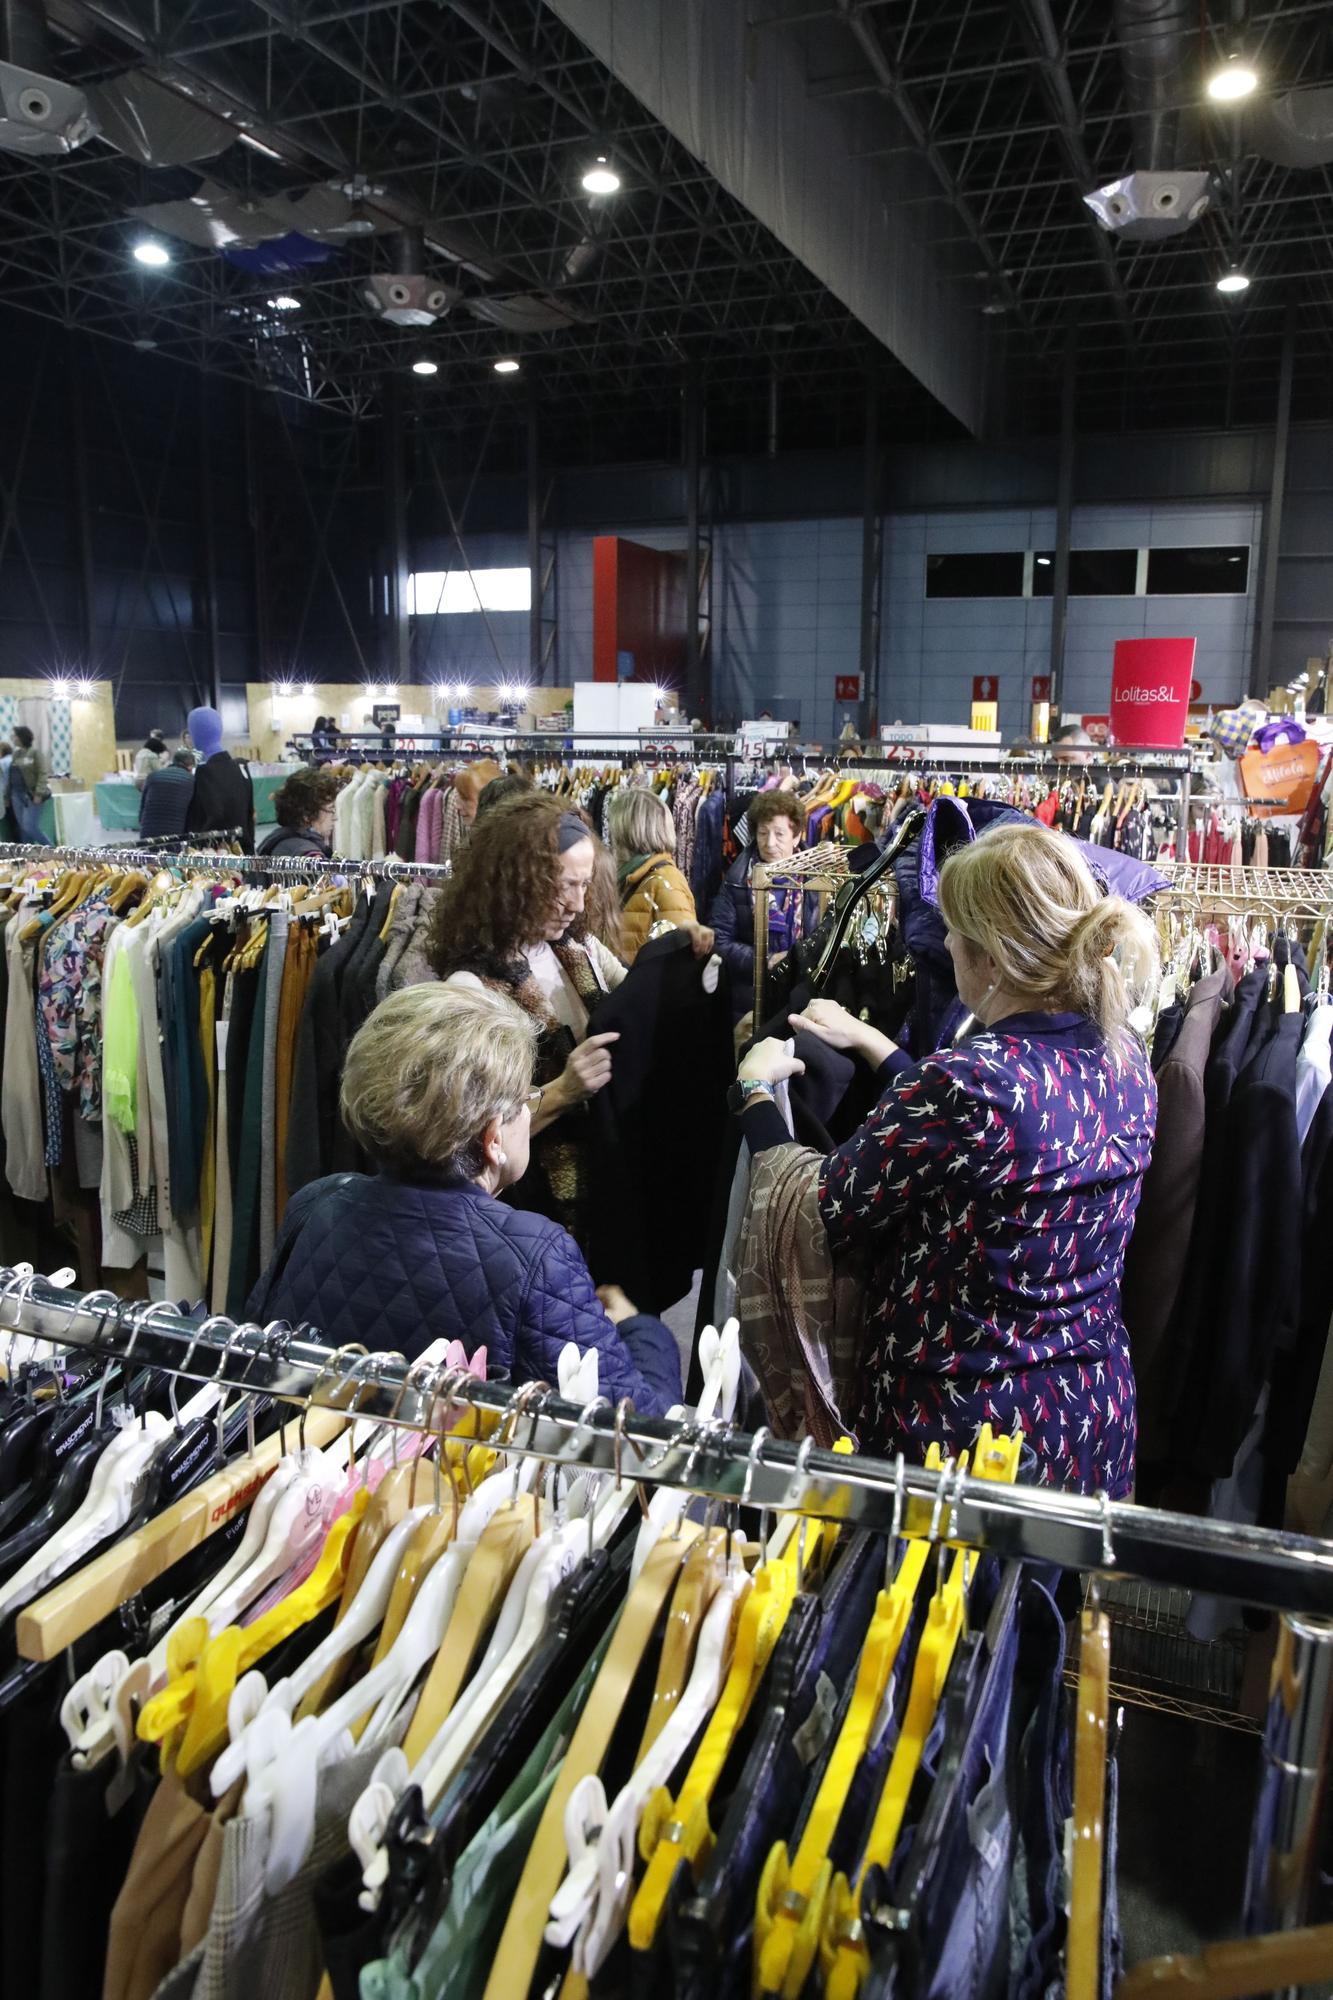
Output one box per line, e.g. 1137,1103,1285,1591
581,155,621,196
1206,54,1258,103
1216,267,1251,294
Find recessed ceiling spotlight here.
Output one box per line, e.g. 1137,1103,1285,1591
269,294,300,312
581,155,621,196
493,357,520,375
1216,267,1251,294
132,239,171,269
1206,55,1258,102
412,359,439,376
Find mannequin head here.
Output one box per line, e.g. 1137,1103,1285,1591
186,706,224,760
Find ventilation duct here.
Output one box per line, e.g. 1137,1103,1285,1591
0,0,93,154
1249,88,1333,169
1085,0,1211,241
86,71,231,166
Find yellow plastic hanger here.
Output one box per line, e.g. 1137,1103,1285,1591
1068,1605,1111,2000
137,1490,369,1776
631,1493,842,1955
482,1521,704,2000
751,1446,947,2000
821,1430,1022,2000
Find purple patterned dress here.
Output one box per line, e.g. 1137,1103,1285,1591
819,1011,1155,1496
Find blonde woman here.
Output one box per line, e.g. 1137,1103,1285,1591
247,982,681,1411
607,785,709,962
735,821,1159,1496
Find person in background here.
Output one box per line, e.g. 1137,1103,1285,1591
309,716,334,756
248,981,680,1409
709,788,819,1022
0,743,14,843
608,784,712,962
475,772,532,819
8,725,51,845
132,730,170,788
138,748,196,839
184,704,255,851
735,820,1158,1496
257,767,339,858
380,718,397,758
1053,724,1095,767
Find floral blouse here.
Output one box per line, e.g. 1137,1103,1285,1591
818,1011,1156,1496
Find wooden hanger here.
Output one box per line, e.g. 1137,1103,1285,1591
395,1493,537,1748
15,1404,348,1662
634,1527,729,1765
1068,1605,1111,2000
482,1522,704,2000
1114,1924,1333,2000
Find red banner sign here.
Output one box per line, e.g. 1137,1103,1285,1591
1031,676,1051,701
834,675,861,701
1108,637,1196,748
972,675,999,702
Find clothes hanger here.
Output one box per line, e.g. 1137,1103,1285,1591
481,1516,706,2000
820,1429,1023,2000
633,1525,730,1763
629,1453,844,1958
753,1448,943,2000
1113,1924,1333,2000
1068,1597,1112,2000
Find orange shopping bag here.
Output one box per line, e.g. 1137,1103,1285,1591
1239,737,1322,819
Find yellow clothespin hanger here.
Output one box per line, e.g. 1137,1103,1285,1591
819,1427,1023,2000
630,1437,851,1954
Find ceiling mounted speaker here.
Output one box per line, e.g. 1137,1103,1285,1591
1083,170,1212,240
0,58,95,154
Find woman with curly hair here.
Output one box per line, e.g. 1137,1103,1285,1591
428,792,626,1241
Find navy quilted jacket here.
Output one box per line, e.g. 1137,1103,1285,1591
246,1172,681,1414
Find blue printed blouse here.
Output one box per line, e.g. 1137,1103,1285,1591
818,1012,1156,1497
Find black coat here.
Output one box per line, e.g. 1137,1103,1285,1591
257,826,330,858
137,765,195,838
284,895,374,1196
585,930,734,1312
185,751,255,851
708,853,822,1022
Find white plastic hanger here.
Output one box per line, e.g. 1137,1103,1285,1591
0,1410,172,1623
548,1563,751,1975
629,1319,739,1582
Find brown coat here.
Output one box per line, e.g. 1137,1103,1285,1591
1121,967,1229,1460
618,853,697,962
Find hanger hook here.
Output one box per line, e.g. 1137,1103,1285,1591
927,1455,956,1544
740,1426,771,1509
1098,1490,1116,1570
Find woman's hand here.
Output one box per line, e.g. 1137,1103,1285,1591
790,999,899,1072
596,1283,638,1324
682,921,716,959
557,1031,619,1105
737,1037,806,1087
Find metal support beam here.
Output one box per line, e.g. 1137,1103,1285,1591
66,336,96,669
684,365,705,720
198,376,221,713
383,375,411,684
1253,305,1296,699
1048,325,1077,719
859,373,882,737
243,389,268,681
527,376,542,681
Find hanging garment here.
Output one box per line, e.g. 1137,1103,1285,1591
734,1141,866,1447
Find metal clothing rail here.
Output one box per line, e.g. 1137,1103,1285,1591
1161,864,1333,929
0,842,452,884
4,1269,1333,1621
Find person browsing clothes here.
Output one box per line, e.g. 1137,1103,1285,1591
734,820,1159,1496
709,788,820,1021
249,981,680,1410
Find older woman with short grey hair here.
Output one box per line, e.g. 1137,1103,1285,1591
247,980,681,1408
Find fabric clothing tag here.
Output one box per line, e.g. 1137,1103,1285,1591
793,1671,839,1767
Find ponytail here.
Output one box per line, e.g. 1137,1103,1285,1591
937,821,1160,1051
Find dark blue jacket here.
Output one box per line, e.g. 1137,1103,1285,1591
708,852,823,1021
138,764,195,838
246,1171,681,1414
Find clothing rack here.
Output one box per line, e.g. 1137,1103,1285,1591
3,1267,1331,1617
6,1269,1333,1936
0,841,451,884
1161,863,1333,931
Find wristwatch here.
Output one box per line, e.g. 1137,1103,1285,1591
727,1077,777,1114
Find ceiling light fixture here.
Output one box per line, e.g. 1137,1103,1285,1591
301,682,314,695
74,679,96,699
493,357,520,375
1035,555,1052,566
276,680,294,696
581,155,620,196
1216,267,1251,294
238,129,284,161
269,294,300,312
50,678,71,698
412,359,439,376
132,239,171,269
1206,55,1258,103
